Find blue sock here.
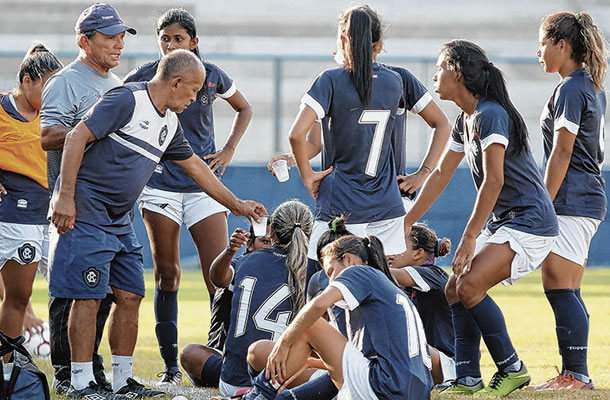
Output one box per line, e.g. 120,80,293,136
154,289,179,370
276,372,338,400
467,295,519,372
545,289,589,378
450,302,482,382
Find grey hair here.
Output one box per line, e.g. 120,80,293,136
270,200,313,318
157,48,204,81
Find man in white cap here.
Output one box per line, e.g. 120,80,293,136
40,3,136,396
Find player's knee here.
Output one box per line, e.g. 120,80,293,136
154,263,180,291
455,276,478,304
444,277,459,304
180,344,201,373
247,340,273,372
3,292,30,311
114,290,143,311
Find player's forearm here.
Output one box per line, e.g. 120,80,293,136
418,122,451,173
179,156,242,212
305,122,322,159
405,167,453,226
280,293,331,347
544,147,572,202
223,104,253,151
463,175,503,239
210,250,234,288
57,130,88,196
40,125,71,151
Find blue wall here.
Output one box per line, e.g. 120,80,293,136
133,166,610,268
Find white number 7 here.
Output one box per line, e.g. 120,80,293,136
358,110,391,177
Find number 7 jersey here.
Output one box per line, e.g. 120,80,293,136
302,64,405,223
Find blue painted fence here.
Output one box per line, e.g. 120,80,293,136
132,166,610,268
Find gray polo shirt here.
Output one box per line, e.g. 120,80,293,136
41,59,122,192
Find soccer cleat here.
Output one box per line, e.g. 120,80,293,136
474,363,530,397
115,377,165,398
53,378,71,395
532,369,594,391
155,369,182,386
67,381,129,399
440,380,484,394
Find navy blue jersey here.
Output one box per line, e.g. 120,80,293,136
304,64,404,223
56,82,193,234
329,266,434,399
541,68,607,220
221,247,294,387
124,60,235,192
403,265,454,357
450,97,558,236
382,64,432,176
306,269,347,336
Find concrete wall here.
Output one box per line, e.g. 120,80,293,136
132,166,610,268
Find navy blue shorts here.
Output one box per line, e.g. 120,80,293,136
48,223,145,299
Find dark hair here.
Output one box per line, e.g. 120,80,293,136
157,49,204,81
440,39,529,156
269,200,313,317
321,235,398,287
410,224,451,258
541,12,608,92
316,216,353,260
338,6,378,105
17,42,63,84
156,8,201,58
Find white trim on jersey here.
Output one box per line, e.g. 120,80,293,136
481,133,509,150
410,92,432,114
329,281,359,311
449,139,465,153
217,83,237,99
555,115,579,135
302,93,325,120
108,133,160,163
404,267,431,292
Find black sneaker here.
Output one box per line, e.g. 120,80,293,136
67,381,128,399
155,369,182,386
115,377,165,398
53,378,71,395
97,379,114,394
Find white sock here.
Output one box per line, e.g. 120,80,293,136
112,355,133,392
3,362,13,381
71,361,94,391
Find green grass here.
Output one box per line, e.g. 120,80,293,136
28,268,610,399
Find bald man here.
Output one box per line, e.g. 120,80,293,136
49,50,267,399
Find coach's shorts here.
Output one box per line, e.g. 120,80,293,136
308,216,406,260
475,226,556,286
48,223,145,299
337,341,378,400
551,216,601,266
137,186,228,228
0,221,46,269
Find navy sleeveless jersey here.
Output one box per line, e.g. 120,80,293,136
403,265,454,357
381,64,432,175
59,82,193,234
540,68,607,220
329,266,434,399
450,97,558,236
221,247,294,387
303,64,405,223
124,60,235,192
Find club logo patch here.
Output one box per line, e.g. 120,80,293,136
158,125,168,146
83,267,100,288
18,243,36,264
200,92,209,106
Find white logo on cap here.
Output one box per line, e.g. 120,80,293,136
102,15,114,20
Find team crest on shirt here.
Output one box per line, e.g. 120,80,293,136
158,125,168,146
200,92,209,106
17,243,35,264
17,199,28,209
83,267,100,288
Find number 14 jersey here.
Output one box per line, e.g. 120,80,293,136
302,64,405,223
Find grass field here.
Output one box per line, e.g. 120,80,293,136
28,268,610,399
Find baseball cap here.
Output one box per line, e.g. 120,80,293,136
75,3,137,36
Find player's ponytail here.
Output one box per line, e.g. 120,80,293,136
541,11,608,92
410,224,451,259
17,42,62,84
338,6,373,105
322,235,399,287
315,215,353,261
270,200,313,319
440,39,529,156
156,8,202,59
